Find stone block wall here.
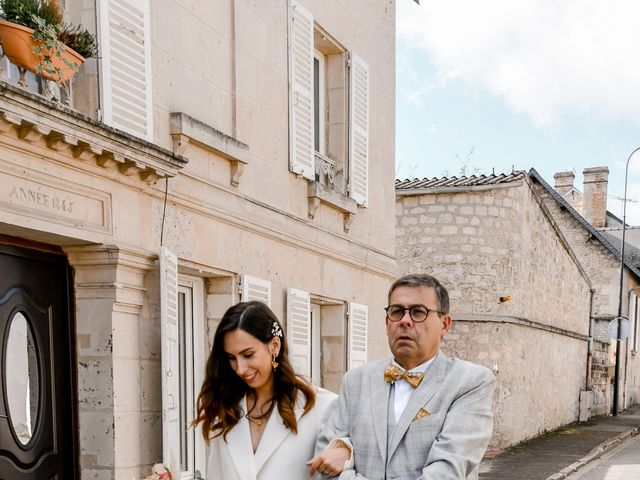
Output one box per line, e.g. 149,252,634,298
530,180,624,326
396,181,591,333
443,320,586,450
396,179,592,448
531,178,640,412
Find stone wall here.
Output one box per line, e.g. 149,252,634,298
396,178,592,448
443,320,586,450
591,339,611,416
396,180,591,332
531,178,640,413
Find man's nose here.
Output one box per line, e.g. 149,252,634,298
399,309,414,327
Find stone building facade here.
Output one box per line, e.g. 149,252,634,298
535,168,640,413
396,172,592,449
0,1,398,479
396,169,640,450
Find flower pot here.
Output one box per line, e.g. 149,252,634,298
0,19,85,83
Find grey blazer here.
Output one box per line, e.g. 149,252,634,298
317,351,495,479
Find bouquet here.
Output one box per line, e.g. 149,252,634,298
145,464,172,480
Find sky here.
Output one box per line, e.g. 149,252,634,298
395,0,640,226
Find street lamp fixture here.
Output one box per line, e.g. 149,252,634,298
613,146,640,416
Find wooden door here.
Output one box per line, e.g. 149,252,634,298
0,244,76,479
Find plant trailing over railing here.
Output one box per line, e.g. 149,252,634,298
0,0,97,83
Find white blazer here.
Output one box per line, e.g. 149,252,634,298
207,388,336,480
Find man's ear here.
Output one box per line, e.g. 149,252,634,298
440,314,452,337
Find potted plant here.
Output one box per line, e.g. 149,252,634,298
0,0,97,83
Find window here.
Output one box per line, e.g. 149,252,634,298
176,277,206,479
313,51,325,155
160,249,206,479
287,289,361,393
312,31,346,191
289,0,369,206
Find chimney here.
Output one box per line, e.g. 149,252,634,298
582,166,609,228
554,170,582,212
554,171,575,197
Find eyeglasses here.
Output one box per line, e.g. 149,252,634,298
384,304,444,323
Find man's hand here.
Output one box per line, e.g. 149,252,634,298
306,446,351,477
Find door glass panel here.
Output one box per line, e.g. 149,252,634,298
5,312,39,445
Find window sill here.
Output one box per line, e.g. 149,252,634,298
307,181,357,232
169,112,249,186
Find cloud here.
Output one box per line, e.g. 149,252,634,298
397,0,640,126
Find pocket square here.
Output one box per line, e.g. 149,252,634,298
413,407,431,421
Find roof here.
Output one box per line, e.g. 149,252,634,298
395,171,526,191
528,168,640,279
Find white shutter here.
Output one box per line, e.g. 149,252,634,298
348,302,368,369
287,288,311,377
631,293,638,352
98,0,153,140
288,0,315,179
160,247,180,475
348,52,369,206
240,274,272,307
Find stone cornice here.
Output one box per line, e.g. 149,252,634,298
65,244,156,272
0,82,187,184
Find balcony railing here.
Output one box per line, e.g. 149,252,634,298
314,151,336,187
0,54,73,106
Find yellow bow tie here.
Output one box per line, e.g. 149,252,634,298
383,365,424,388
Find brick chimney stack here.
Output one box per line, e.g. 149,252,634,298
582,166,609,228
554,170,582,212
554,171,575,196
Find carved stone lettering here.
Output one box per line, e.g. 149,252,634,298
8,185,74,213
0,167,112,235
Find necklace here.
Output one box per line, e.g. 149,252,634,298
245,398,275,432
245,414,266,431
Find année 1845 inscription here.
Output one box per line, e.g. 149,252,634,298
9,185,74,213
0,167,112,234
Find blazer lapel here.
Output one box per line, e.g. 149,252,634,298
225,396,257,480
253,401,299,475
387,352,448,460
371,360,392,464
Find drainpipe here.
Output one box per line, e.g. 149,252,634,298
623,285,640,409
586,288,596,391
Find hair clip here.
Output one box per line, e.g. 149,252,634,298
271,321,283,338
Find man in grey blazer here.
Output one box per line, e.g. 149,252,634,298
316,274,495,479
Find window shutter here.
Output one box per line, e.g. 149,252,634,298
632,293,638,352
348,52,369,206
287,288,311,377
288,0,315,180
348,302,368,369
98,0,153,141
240,274,272,307
160,247,180,475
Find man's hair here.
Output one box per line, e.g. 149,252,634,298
387,274,450,314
